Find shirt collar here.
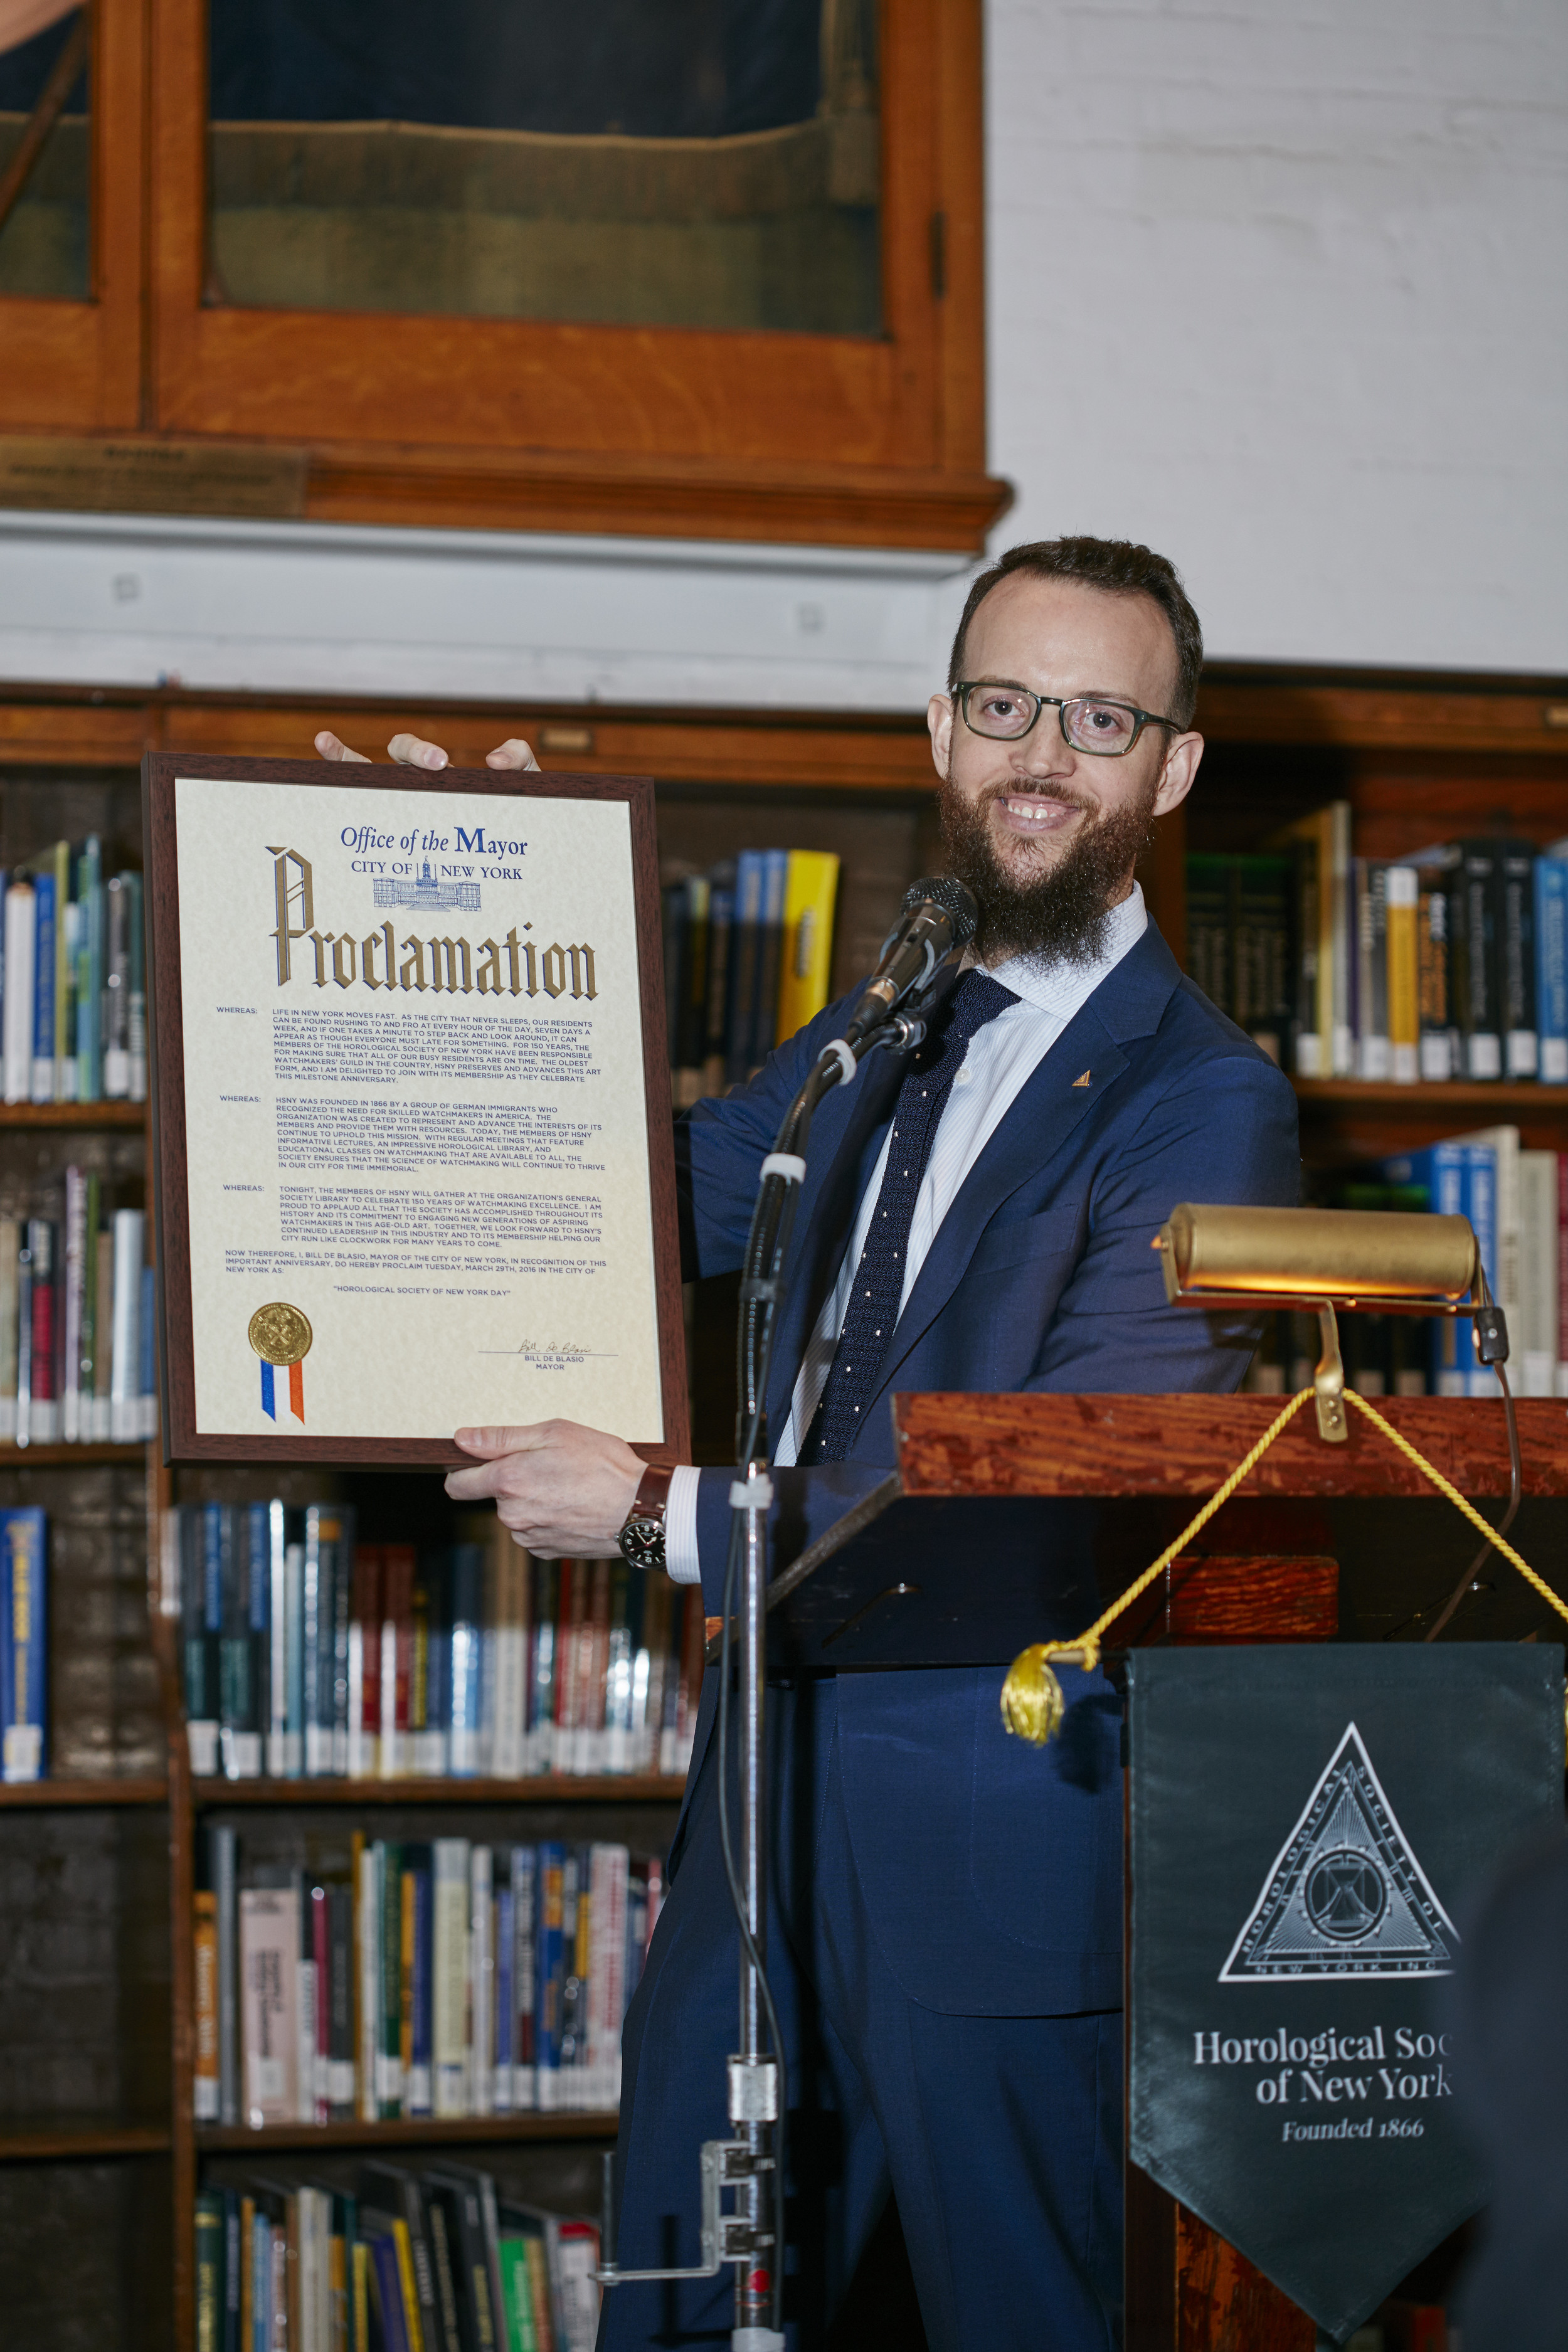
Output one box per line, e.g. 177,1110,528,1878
983,879,1148,1015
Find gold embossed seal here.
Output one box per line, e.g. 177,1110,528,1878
247,1301,312,1367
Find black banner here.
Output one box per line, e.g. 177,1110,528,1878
1128,1644,1564,2343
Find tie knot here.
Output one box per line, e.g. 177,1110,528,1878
911,968,1017,1071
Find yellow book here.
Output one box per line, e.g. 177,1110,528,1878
193,1888,220,2122
1385,864,1419,1083
774,850,840,1044
391,2217,426,2352
352,2241,371,2352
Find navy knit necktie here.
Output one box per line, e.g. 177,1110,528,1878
798,969,1018,1465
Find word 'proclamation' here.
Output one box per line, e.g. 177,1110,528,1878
173,774,664,1443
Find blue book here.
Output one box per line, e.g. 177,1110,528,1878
723,849,767,1083
1535,857,1568,1084
1462,1142,1499,1397
1379,1144,1468,1396
29,869,54,1105
447,1543,484,1776
1,1507,47,1781
534,1841,566,2106
750,846,790,1067
511,1844,538,2106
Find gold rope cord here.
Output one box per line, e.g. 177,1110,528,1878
1000,1384,1567,1745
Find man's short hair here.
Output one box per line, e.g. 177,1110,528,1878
947,537,1204,728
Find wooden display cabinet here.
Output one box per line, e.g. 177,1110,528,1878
0,659,1562,2344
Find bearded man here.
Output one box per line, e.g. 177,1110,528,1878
321,535,1300,2351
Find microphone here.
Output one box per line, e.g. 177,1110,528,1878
842,876,978,1051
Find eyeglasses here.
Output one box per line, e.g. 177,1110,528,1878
954,681,1182,757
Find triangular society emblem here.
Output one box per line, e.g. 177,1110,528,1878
1218,1722,1458,1982
1073,1069,1092,1087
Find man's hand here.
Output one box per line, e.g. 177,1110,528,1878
314,729,541,771
445,1420,644,1559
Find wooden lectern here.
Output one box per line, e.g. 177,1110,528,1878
765,1390,1568,2351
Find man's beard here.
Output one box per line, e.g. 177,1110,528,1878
936,771,1158,967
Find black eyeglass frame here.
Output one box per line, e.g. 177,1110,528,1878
952,680,1185,757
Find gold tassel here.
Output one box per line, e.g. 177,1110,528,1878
1000,1639,1101,1745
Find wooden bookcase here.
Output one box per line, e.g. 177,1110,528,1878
0,660,1562,2347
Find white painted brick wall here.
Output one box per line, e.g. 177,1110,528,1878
987,0,1568,669
1,0,1561,694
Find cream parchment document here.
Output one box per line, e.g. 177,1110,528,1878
174,775,664,1441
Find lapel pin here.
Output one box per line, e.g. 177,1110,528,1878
1073,1069,1092,1088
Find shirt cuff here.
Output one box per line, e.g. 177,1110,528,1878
664,1463,703,1584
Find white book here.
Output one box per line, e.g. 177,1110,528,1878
239,1885,299,2128
379,1618,402,1778
587,1843,629,2112
1,880,34,1106
109,1208,144,1441
1518,1150,1560,1397
357,1842,380,2121
470,1845,494,2117
433,1837,470,2117
296,1948,317,2124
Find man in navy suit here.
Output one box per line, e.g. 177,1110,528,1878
320,536,1300,2349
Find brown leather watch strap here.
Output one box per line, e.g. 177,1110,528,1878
628,1461,674,1527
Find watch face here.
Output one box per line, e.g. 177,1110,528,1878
618,1515,665,1570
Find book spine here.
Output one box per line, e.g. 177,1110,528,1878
311,1882,331,2124
239,1884,299,2127
534,1843,564,2111
432,1836,470,2117
194,1887,221,2120
1559,1152,1568,1399
52,841,71,1101
29,867,55,1104
109,1207,143,1440
0,1217,16,1443
723,850,766,1084
750,847,790,1069
512,1845,537,2112
492,1535,527,1779
3,877,34,1104
329,1879,356,2119
448,1544,484,1778
494,1875,514,2114
295,1870,317,2126
378,1839,403,2119
408,1862,433,2116
92,1222,112,1437
61,1167,85,1442
212,1825,238,2126
470,1843,494,2118
127,870,147,1101
1385,866,1419,1083
1535,859,1568,1083
303,1507,328,1777
25,1219,57,1444
103,873,130,1098
1466,1144,1500,1397
527,1561,557,1776
354,1833,379,2123
1,1508,46,1781
1500,842,1537,1078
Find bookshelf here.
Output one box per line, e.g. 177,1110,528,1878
0,661,1562,2348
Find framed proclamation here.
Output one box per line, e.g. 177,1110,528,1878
142,753,688,1467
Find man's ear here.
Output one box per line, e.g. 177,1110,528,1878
928,692,955,780
1153,731,1204,817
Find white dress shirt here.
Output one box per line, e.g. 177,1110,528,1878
664,883,1150,1582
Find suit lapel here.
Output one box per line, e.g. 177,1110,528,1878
864,993,1131,1407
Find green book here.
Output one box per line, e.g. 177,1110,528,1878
498,2230,540,2352
194,2191,225,2352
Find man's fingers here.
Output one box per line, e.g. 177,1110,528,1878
486,738,541,771
452,1424,546,1458
387,733,450,770
315,730,371,763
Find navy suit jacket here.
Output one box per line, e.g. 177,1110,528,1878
672,920,1300,2015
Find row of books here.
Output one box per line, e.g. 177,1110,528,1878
196,2157,599,2352
0,844,147,1103
1244,1132,1567,1399
176,1504,706,1783
662,846,839,1104
0,1187,156,1443
1187,823,1568,1081
196,1829,660,2127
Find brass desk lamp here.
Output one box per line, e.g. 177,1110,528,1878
1152,1204,1506,1444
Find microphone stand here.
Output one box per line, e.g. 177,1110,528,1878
596,971,956,2348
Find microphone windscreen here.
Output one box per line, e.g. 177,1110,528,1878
901,875,978,948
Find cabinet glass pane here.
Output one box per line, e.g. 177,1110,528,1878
206,0,881,334
0,6,90,301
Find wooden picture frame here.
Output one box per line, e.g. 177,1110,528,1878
143,751,688,1467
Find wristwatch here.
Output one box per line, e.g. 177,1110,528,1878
618,1462,674,1571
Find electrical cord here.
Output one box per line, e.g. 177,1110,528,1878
1423,1271,1523,1641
